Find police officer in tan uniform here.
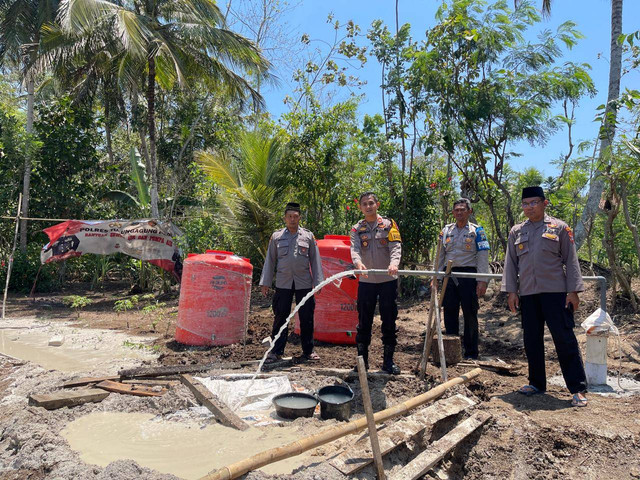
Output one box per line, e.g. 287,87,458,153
350,192,402,374
502,186,588,407
439,198,490,359
260,203,324,362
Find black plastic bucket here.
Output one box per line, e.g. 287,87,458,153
318,385,354,421
272,392,318,419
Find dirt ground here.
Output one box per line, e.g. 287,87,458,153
2,277,640,480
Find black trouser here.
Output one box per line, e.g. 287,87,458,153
520,292,587,394
443,266,479,358
356,280,398,347
271,284,315,356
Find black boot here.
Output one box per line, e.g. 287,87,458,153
381,345,400,375
354,343,369,371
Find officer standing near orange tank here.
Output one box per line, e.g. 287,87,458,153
260,203,324,362
350,192,402,374
502,186,588,407
438,198,490,359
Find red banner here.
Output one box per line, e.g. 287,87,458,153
41,219,182,278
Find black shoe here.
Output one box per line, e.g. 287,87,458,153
381,345,401,375
354,343,369,371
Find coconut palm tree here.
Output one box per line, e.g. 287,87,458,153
197,130,287,260
54,0,272,218
515,0,624,249
0,0,58,250
573,0,623,249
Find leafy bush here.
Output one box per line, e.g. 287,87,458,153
0,243,60,293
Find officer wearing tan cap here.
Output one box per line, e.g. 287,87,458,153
260,202,324,362
350,192,402,374
438,198,490,359
501,186,588,407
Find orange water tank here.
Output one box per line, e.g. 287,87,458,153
176,250,252,346
294,235,358,344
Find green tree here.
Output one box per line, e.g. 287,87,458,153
281,96,362,236
407,0,594,248
57,0,271,219
197,129,287,261
0,0,58,251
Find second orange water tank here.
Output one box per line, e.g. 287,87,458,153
295,235,358,344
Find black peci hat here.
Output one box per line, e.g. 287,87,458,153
521,186,545,200
284,202,301,214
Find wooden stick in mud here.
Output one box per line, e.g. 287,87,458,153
433,287,448,382
418,238,443,378
422,259,453,377
357,356,386,480
2,193,21,320
180,375,250,431
200,368,482,480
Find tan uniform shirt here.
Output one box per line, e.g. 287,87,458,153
438,222,490,283
350,216,402,284
501,214,584,295
259,227,324,289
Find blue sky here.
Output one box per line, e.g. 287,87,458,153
261,0,640,177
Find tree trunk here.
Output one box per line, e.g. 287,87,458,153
104,100,114,164
602,181,637,311
19,76,35,252
147,57,160,219
620,180,640,272
574,0,623,250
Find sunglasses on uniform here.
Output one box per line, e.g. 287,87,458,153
521,200,542,209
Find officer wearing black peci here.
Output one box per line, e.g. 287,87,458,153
501,186,588,407
260,202,324,363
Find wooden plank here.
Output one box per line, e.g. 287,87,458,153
28,389,109,410
391,412,491,480
96,380,166,397
357,356,386,479
457,360,516,373
62,376,121,388
330,394,476,475
121,379,178,387
288,367,414,380
179,374,250,431
119,361,259,378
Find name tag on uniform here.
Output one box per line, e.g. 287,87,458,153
542,232,559,241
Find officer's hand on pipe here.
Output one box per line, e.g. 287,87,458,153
261,286,270,297
356,262,368,278
388,264,398,276
507,292,519,313
566,292,580,312
476,281,488,298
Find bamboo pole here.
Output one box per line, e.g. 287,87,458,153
357,356,386,480
433,287,448,382
418,240,442,378
421,259,453,379
200,368,482,480
2,194,22,320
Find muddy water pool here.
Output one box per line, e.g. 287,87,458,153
62,412,313,479
0,324,156,372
